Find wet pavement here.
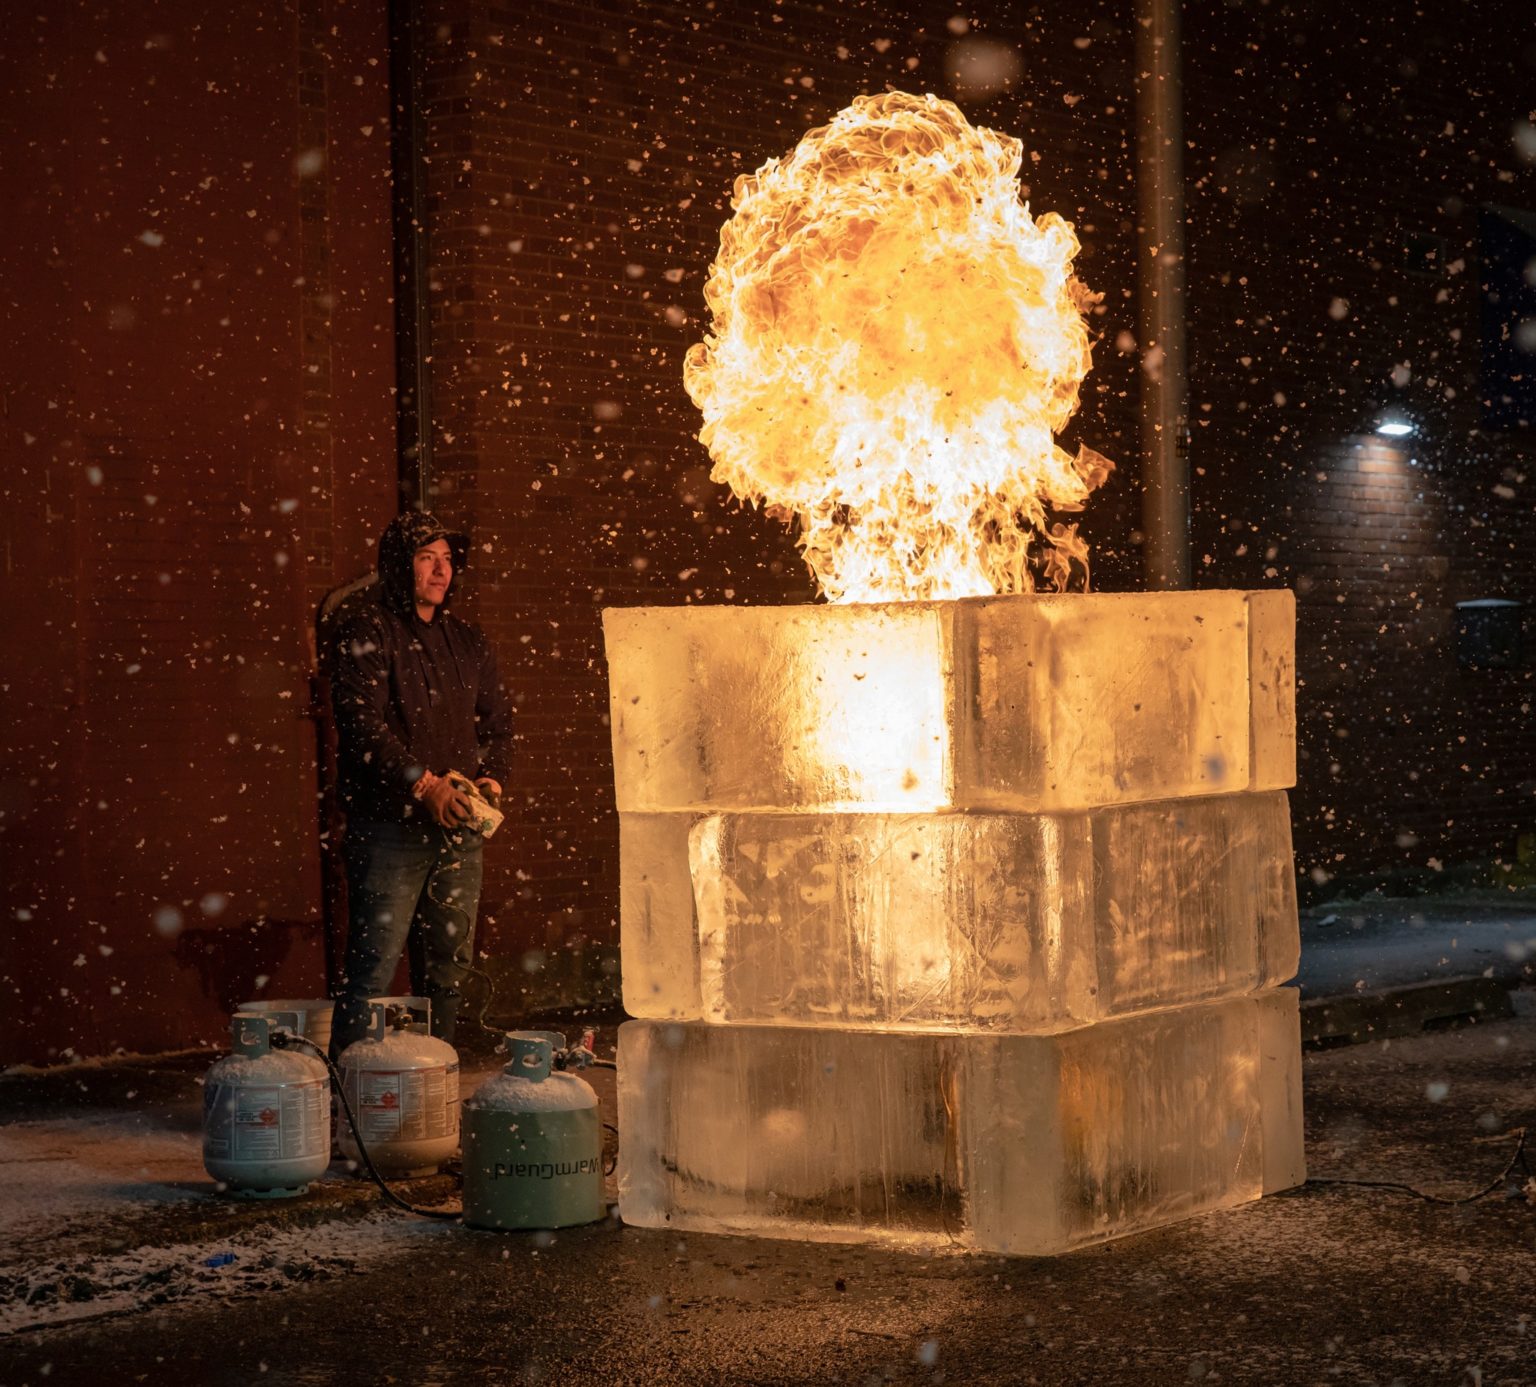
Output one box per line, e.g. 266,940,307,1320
1296,895,1536,998
2,990,1533,1387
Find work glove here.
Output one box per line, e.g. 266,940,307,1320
413,771,472,828
474,778,502,811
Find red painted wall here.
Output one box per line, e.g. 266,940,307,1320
1,0,396,1064
5,0,1532,1064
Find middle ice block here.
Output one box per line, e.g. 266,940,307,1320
620,792,1299,1029
604,590,1295,815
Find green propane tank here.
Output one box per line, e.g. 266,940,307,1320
462,1031,604,1230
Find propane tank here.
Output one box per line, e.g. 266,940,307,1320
462,1031,604,1231
203,1012,330,1198
336,996,460,1178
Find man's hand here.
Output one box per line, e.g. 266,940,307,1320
415,771,472,827
475,777,502,810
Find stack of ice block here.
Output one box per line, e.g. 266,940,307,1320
603,591,1305,1254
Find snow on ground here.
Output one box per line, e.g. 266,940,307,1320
0,1111,206,1243
0,1211,451,1337
0,1053,511,1337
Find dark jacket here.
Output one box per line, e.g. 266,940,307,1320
330,512,514,826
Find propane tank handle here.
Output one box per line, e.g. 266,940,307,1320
505,1031,554,1082
231,1012,271,1059
260,1008,303,1035
366,1002,387,1042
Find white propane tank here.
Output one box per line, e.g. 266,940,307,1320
203,1012,331,1198
462,1031,604,1231
337,996,460,1178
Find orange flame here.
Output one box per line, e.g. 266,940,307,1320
684,91,1114,603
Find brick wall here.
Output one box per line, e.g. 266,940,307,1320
1282,425,1536,885
406,0,1144,1010
0,0,397,1064
1179,0,1536,890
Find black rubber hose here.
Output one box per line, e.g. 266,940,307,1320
274,1030,460,1222
1306,1127,1529,1206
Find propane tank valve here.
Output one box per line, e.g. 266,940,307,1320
551,1028,616,1071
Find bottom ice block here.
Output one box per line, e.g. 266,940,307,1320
618,989,1304,1255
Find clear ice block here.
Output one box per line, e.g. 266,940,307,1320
603,591,1295,815
617,988,1304,1255
619,812,704,1019
620,793,1298,1029
1246,589,1298,794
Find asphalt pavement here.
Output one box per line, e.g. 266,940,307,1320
2,893,1533,1387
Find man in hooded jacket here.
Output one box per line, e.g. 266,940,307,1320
327,511,514,1056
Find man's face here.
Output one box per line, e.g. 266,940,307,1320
413,538,453,610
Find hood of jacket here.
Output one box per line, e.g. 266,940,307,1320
377,510,471,618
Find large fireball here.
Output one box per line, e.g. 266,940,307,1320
684,90,1113,603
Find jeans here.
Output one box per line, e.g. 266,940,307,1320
331,819,484,1057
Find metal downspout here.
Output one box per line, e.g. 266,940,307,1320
1136,0,1191,589
389,0,432,510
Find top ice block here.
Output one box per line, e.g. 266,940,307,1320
604,591,1294,814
